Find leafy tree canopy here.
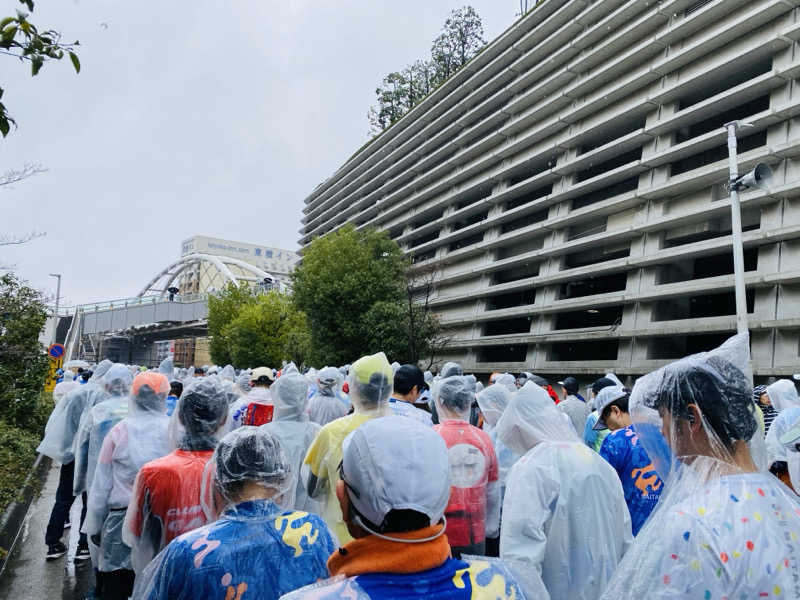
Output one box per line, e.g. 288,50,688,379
0,272,49,431
368,6,486,135
1,0,80,137
291,225,408,365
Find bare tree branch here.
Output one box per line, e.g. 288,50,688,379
0,231,45,246
0,163,47,188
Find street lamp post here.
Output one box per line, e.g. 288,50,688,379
724,121,772,336
49,273,61,343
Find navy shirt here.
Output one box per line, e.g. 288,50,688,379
599,425,664,535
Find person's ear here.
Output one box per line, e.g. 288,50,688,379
335,479,349,518
686,404,703,434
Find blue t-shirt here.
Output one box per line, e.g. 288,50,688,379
140,499,336,600
599,425,664,536
165,395,178,417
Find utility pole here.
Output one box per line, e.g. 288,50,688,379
724,121,772,336
49,272,61,343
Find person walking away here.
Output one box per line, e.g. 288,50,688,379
600,333,800,599
557,376,589,434
84,372,172,599
304,353,393,544
229,366,274,428
583,376,617,452
282,416,533,600
132,427,336,600
307,367,349,426
593,385,665,536
38,385,108,560
260,364,322,512
122,377,229,573
433,376,500,557
389,365,433,425
497,381,632,600
165,381,182,417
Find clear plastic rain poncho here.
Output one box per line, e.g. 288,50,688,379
38,385,108,463
303,352,393,544
600,333,800,599
493,373,517,394
766,406,800,466
235,371,252,396
765,378,800,412
476,384,520,497
84,372,171,573
53,380,80,404
133,428,336,600
261,365,322,512
124,377,230,573
220,364,235,382
496,381,632,600
434,376,500,552
308,366,348,426
73,364,134,495
158,357,174,378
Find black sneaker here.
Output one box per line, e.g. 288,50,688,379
63,519,71,530
46,541,68,560
74,544,91,561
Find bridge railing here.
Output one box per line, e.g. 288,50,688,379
73,292,209,314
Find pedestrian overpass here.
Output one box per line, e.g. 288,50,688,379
62,253,282,364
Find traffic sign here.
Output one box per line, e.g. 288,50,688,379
48,343,65,359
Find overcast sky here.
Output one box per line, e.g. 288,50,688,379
1,1,518,307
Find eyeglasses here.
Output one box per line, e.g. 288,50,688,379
337,460,360,499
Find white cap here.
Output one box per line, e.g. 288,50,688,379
341,416,450,531
593,385,628,430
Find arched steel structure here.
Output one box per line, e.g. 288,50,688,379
137,253,280,298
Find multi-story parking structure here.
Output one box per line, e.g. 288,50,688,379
299,0,800,378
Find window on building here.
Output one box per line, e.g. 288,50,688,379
501,209,549,234
452,210,488,231
477,345,528,362
455,186,492,210
675,96,770,145
265,250,273,258
449,232,485,252
578,113,648,155
657,248,758,284
505,185,552,212
409,230,440,248
662,208,760,249
486,288,536,310
677,56,772,110
567,216,607,241
647,331,735,359
507,155,556,187
483,317,532,336
255,248,261,256
563,242,630,270
559,271,629,299
576,147,642,182
553,305,624,330
652,289,755,321
548,339,619,361
571,177,639,210
491,262,540,285
497,235,545,260
670,130,767,176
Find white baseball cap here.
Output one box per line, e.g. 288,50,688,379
341,416,450,532
593,385,628,430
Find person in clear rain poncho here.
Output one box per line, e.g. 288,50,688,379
308,366,349,426
84,372,172,600
764,379,800,478
601,333,800,599
433,375,500,558
123,377,230,573
304,353,393,544
497,381,632,600
260,364,322,513
282,417,533,600
132,427,335,600
73,364,134,497
229,367,275,428
38,383,109,560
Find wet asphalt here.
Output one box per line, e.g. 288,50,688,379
0,463,95,599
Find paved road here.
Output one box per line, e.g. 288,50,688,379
0,463,94,600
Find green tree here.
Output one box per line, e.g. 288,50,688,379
225,291,309,368
367,6,486,135
0,272,49,432
207,282,257,365
1,0,80,137
291,225,407,365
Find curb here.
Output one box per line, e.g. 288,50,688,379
0,453,52,581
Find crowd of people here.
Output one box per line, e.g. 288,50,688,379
35,332,800,599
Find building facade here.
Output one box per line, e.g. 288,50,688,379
179,235,300,293
300,0,800,377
